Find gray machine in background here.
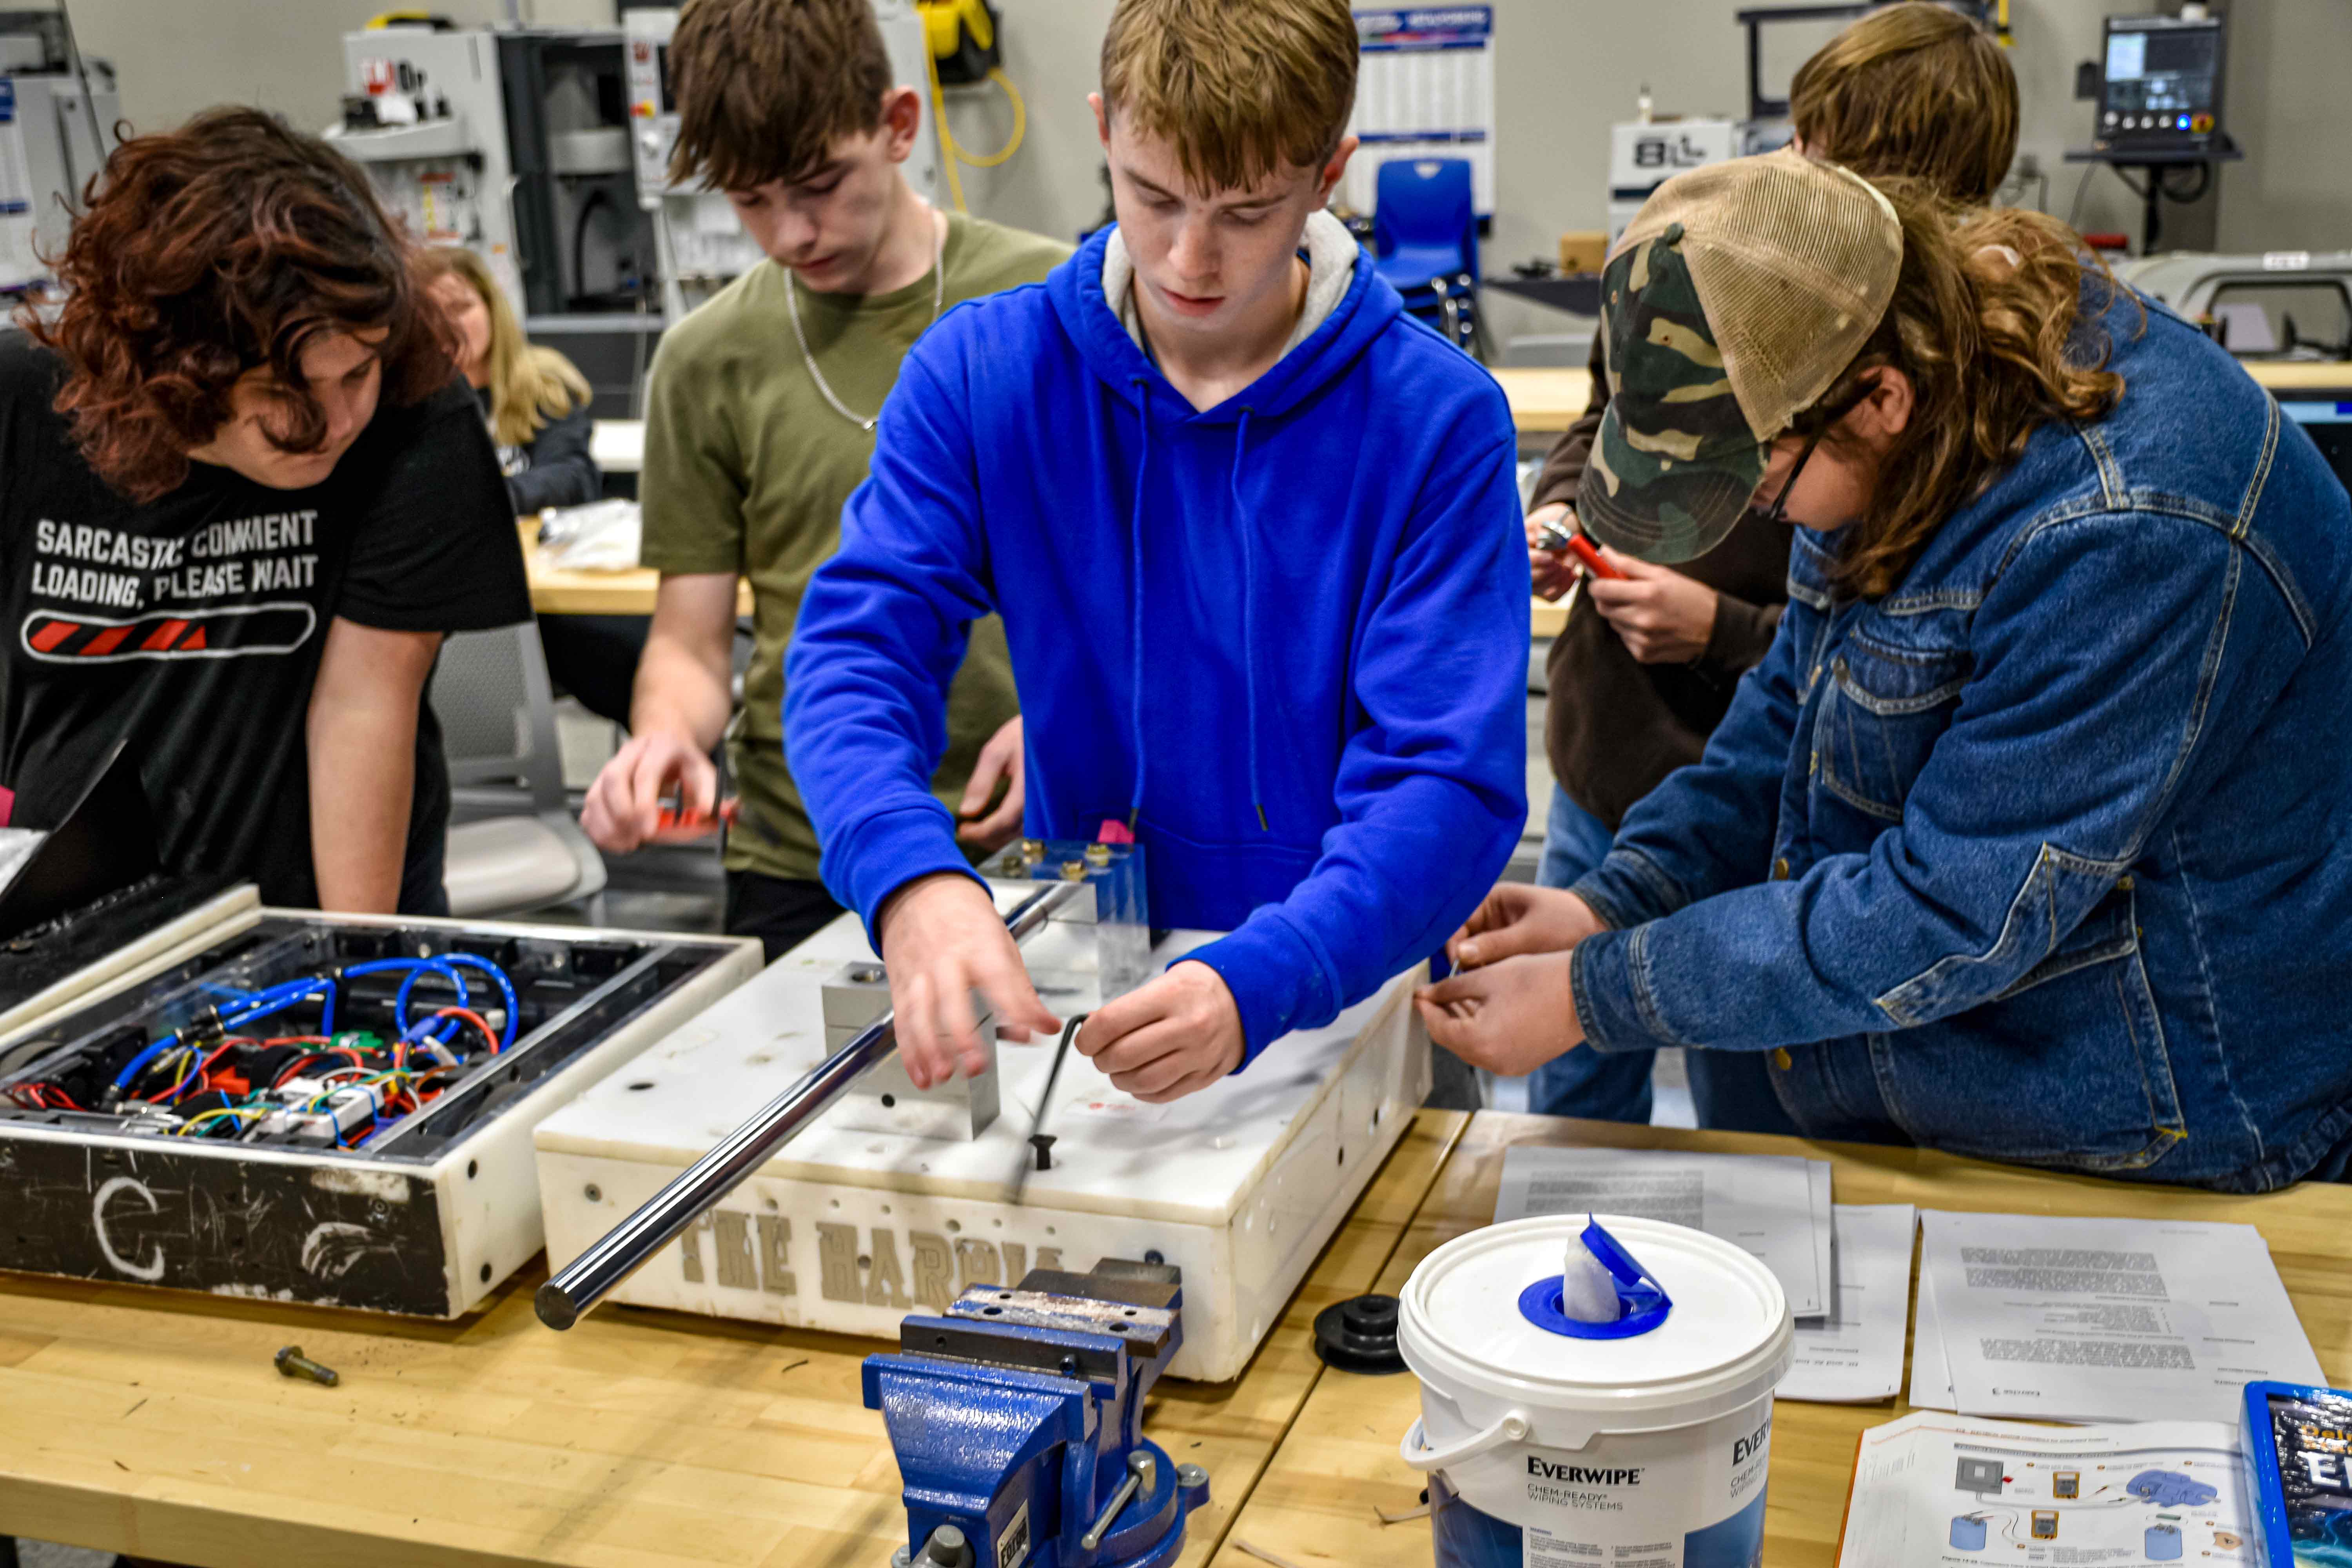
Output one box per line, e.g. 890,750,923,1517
622,1,940,322
2119,251,2352,360
0,9,116,293
333,22,664,417
332,23,655,321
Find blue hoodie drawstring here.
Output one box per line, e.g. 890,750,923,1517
1233,407,1267,832
1125,375,1152,832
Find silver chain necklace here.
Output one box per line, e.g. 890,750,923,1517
785,212,946,433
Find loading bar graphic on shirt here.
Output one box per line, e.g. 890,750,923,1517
20,602,319,664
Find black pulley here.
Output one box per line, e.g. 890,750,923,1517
1312,1292,1406,1374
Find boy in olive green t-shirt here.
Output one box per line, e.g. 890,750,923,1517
579,0,1068,958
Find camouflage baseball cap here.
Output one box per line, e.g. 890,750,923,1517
1577,147,1903,562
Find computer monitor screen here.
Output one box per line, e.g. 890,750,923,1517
2283,399,2352,499
2101,19,2222,141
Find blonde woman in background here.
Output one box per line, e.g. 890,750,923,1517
419,247,600,514
419,246,643,725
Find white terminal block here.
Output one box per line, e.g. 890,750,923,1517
535,878,1433,1381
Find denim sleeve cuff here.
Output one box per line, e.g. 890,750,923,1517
831,802,989,948
1185,915,1340,1068
1570,847,1686,931
1572,929,1684,1053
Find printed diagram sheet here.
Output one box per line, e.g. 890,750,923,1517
1494,1145,1829,1318
1837,1410,2252,1566
1782,1204,1915,1403
1917,1210,2324,1424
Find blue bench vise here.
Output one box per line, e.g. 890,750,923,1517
863,1259,1209,1568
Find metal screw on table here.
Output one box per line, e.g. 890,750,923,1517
921,1524,970,1565
274,1346,339,1386
1177,1463,1209,1489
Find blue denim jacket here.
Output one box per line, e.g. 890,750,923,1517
1569,293,2352,1192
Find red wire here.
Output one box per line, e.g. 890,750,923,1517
430,1007,500,1054
149,1041,239,1103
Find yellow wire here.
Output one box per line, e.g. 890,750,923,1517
926,54,1028,213
950,70,1027,169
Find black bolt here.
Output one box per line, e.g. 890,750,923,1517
274,1345,339,1387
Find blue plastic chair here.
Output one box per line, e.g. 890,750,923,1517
1370,157,1479,351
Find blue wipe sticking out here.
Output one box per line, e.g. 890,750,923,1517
1519,1216,1673,1340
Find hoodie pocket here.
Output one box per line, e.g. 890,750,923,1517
1138,817,1321,935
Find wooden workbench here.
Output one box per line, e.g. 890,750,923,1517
519,519,751,620
0,1111,1466,1566
1213,1112,2352,1568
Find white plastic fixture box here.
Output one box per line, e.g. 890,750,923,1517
534,886,1434,1381
0,886,761,1316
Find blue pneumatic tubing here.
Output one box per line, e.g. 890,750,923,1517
110,976,340,1091
345,957,472,1040
411,953,520,1048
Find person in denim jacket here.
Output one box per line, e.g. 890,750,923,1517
1420,148,2352,1193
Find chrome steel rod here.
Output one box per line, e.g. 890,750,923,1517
536,881,1080,1330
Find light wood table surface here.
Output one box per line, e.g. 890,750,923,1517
518,519,751,620
0,1111,1467,1566
1215,1111,2352,1568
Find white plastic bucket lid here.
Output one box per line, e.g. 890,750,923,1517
1399,1214,1793,1445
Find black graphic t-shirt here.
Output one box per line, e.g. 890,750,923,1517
0,332,532,909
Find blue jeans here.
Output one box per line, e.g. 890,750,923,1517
1526,787,1655,1125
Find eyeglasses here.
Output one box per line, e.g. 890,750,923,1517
1758,427,1828,529
1757,385,1870,528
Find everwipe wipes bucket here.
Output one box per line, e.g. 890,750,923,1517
1399,1214,1795,1568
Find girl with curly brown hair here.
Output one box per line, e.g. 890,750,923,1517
0,107,530,913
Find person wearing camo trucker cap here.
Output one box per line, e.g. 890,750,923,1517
1417,146,2352,1192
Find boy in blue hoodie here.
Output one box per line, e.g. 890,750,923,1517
784,0,1528,1103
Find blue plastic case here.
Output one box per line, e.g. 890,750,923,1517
2241,1380,2352,1566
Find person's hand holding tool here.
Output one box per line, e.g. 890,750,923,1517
877,872,1060,1089
956,715,1026,852
1446,884,1609,969
581,730,730,851
1586,545,1720,664
1526,502,1582,601
1415,951,1587,1076
1074,960,1245,1103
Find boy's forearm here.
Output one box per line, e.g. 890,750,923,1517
628,634,733,748
629,573,740,749
308,619,440,913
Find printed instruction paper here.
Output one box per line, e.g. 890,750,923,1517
1837,1409,2250,1566
1781,1204,1916,1403
1494,1145,1827,1317
1910,1254,1957,1411
1917,1210,2323,1425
